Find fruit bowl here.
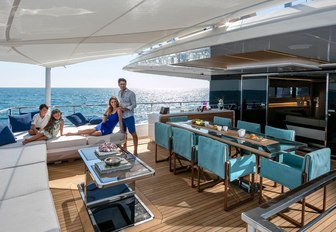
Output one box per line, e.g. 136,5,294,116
192,119,205,126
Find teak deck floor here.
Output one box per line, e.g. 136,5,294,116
48,138,336,232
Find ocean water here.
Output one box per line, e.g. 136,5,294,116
0,88,209,124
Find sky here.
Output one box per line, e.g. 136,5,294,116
0,55,209,89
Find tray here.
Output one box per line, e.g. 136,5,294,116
95,148,121,158
245,134,266,142
95,158,132,174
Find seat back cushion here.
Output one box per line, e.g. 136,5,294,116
8,114,32,132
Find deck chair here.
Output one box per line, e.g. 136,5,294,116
154,122,172,171
259,148,331,227
197,136,256,210
172,127,198,187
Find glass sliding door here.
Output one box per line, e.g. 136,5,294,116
327,73,336,157
241,75,268,130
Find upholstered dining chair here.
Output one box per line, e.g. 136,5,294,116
259,148,331,226
168,116,188,122
213,116,232,127
197,136,256,210
265,125,295,158
235,120,261,156
154,122,172,171
171,127,198,187
237,120,261,133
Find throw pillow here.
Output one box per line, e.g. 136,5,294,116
8,114,32,132
89,116,102,125
0,124,16,146
20,110,40,119
66,112,88,127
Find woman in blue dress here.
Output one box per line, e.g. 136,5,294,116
65,96,123,136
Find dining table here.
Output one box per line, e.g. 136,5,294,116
166,120,307,158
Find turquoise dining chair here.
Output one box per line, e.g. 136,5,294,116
237,120,261,133
168,116,188,122
197,136,256,210
259,148,331,226
172,127,198,187
265,125,295,158
235,120,261,156
154,122,172,171
213,116,232,127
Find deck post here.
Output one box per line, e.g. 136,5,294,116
45,67,51,107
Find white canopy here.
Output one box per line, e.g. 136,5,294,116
0,0,294,68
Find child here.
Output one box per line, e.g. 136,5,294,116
23,109,64,145
28,103,50,135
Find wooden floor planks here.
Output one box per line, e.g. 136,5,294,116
48,138,336,232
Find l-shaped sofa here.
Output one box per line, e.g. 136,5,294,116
0,125,126,231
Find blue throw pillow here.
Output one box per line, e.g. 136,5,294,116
8,114,32,132
66,113,88,127
0,124,16,146
88,116,102,125
20,111,40,119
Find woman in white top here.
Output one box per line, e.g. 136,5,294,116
28,104,50,135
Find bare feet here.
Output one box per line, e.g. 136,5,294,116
22,139,29,145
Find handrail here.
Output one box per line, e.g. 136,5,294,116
241,170,336,232
0,100,210,124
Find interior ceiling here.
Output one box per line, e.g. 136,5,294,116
175,50,327,71
1,0,289,67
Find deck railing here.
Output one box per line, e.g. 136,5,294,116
0,100,212,125
241,170,336,232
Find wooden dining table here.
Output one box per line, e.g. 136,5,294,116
166,121,307,158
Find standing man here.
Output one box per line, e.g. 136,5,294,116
118,78,138,155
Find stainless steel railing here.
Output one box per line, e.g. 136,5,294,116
241,170,336,232
0,100,210,125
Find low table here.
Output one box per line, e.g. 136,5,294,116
78,146,155,231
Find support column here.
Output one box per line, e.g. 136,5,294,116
45,67,51,107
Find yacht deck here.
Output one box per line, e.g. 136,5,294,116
48,137,336,232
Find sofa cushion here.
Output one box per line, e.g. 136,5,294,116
0,162,49,200
0,190,60,232
0,144,47,169
8,114,32,132
87,132,126,145
0,125,16,146
47,135,87,150
20,110,40,119
89,116,102,125
66,112,88,126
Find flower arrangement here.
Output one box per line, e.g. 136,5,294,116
218,98,224,110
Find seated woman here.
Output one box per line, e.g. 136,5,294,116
65,96,123,136
23,109,64,145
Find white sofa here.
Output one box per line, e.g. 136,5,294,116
0,125,126,163
0,144,60,232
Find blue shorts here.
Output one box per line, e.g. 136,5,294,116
122,116,136,133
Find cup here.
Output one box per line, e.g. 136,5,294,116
204,121,209,127
222,126,228,132
217,125,222,131
237,129,246,138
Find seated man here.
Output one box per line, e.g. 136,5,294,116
28,104,50,135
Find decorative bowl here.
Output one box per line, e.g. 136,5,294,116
104,157,122,166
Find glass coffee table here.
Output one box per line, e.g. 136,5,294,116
78,146,155,231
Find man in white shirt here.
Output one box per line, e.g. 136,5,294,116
28,104,50,135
